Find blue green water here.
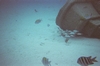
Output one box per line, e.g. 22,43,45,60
0,0,100,66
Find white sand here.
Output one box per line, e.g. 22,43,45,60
0,1,100,66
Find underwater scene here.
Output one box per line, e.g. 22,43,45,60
0,0,100,66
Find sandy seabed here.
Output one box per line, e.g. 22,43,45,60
0,1,100,66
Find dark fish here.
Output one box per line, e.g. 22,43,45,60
34,9,38,12
77,56,98,66
47,24,50,27
42,57,51,66
35,19,42,24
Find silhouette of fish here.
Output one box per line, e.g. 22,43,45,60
35,19,42,24
77,56,98,66
42,57,51,66
34,9,38,12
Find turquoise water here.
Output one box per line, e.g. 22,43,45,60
0,0,100,66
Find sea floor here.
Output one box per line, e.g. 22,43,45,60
0,1,100,66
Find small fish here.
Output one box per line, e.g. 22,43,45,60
77,56,98,66
34,9,38,12
47,24,50,27
42,57,51,66
35,19,42,24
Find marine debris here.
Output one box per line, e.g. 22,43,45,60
35,19,42,24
